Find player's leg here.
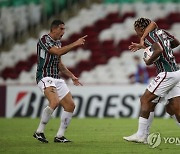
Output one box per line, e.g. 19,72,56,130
165,81,180,126
136,90,157,139
123,89,158,143
54,92,75,143
124,71,180,143
33,77,60,143
54,79,75,143
146,103,158,135
171,97,180,123
34,86,59,143
37,86,59,131
141,97,164,136
131,73,167,142
139,89,157,118
166,97,180,126
166,101,174,116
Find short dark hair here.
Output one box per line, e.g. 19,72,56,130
134,18,151,30
50,20,64,31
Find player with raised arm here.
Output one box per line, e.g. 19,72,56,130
33,19,87,143
129,19,180,133
123,17,180,143
129,20,158,52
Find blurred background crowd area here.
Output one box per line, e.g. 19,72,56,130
0,0,179,85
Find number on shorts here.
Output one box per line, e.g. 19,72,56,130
154,76,160,83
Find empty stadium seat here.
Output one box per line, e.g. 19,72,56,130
0,2,180,85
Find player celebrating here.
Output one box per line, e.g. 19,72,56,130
33,19,87,143
123,17,180,143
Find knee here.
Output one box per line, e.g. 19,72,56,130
140,95,148,107
139,95,152,117
49,100,59,109
64,101,75,112
140,97,147,112
69,102,75,110
140,94,146,103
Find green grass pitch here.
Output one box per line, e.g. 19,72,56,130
0,118,179,154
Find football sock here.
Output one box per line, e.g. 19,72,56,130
56,110,73,138
146,112,154,135
136,117,148,137
172,115,180,127
36,106,54,133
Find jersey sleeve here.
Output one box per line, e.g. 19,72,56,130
38,35,53,52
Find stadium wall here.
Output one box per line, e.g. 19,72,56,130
0,85,169,118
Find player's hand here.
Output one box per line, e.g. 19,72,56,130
74,35,88,46
72,76,83,86
129,42,142,52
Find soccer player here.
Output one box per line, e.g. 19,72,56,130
130,18,180,132
33,19,87,143
123,17,180,143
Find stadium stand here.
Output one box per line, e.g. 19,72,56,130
0,0,179,85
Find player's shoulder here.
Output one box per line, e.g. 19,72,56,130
155,28,174,40
148,28,160,35
39,34,49,40
146,28,164,43
39,34,52,44
154,28,171,36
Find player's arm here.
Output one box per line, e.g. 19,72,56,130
140,21,158,47
58,58,83,86
144,42,163,65
49,35,87,56
129,21,158,52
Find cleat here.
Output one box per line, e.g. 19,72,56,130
123,133,147,144
33,132,48,143
54,136,72,143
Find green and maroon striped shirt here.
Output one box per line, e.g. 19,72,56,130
36,34,61,83
145,28,179,73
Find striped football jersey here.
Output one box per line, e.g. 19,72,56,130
144,28,179,73
36,34,61,83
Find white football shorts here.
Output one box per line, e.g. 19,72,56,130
37,77,70,100
148,70,180,104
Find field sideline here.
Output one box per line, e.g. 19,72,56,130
0,118,179,154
